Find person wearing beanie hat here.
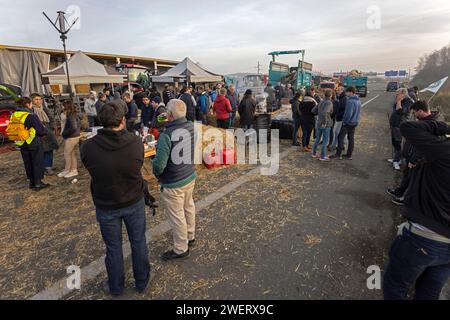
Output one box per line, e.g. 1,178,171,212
152,96,162,104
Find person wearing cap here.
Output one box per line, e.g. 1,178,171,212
84,91,98,128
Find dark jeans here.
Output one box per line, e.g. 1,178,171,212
383,227,450,300
20,142,45,185
336,124,357,156
217,119,229,129
391,126,402,162
43,150,54,169
395,166,411,197
300,121,314,147
292,118,300,145
96,198,150,295
88,115,97,128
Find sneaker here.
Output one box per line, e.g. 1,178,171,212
33,182,50,192
393,162,401,171
161,249,190,261
386,188,400,198
64,170,79,179
329,154,343,160
387,159,395,164
319,157,331,162
392,197,405,206
135,269,156,295
45,168,55,176
343,154,353,160
57,170,69,178
311,152,320,159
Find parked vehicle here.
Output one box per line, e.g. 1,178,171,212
0,84,21,142
386,81,399,92
344,75,368,97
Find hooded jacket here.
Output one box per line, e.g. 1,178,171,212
213,95,232,121
342,95,361,126
401,120,450,238
81,129,145,210
298,96,317,124
238,95,257,126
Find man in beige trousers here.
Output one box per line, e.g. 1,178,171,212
152,99,197,261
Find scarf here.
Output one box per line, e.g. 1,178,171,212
33,106,50,124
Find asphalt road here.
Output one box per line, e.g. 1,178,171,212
61,80,448,300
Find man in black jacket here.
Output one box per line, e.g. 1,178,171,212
387,101,443,205
330,84,346,150
81,103,151,297
383,108,450,300
389,88,413,170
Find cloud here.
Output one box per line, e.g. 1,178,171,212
0,0,449,74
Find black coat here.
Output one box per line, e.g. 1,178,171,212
238,96,256,126
298,97,317,124
180,93,195,122
401,120,450,238
62,114,81,139
81,129,145,210
335,92,347,122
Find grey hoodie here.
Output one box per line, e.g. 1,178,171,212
312,98,333,128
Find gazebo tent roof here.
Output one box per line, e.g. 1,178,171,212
152,57,222,83
41,51,126,85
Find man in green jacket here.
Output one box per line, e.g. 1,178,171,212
152,99,197,261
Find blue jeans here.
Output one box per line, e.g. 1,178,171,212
96,198,150,295
383,227,450,300
312,127,331,158
43,151,53,169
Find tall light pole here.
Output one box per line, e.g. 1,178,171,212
43,11,79,98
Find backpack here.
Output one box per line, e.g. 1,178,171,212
6,112,30,142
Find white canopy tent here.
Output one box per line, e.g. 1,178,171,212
151,57,222,84
41,51,126,85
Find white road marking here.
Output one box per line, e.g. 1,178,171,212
362,94,380,108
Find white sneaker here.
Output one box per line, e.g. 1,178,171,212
387,159,394,164
393,162,401,171
57,170,69,178
64,170,79,178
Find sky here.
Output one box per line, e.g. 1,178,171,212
1,0,450,75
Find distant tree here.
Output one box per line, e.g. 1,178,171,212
412,44,450,89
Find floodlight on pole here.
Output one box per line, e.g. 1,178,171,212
43,11,79,98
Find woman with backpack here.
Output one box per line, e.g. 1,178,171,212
58,100,81,179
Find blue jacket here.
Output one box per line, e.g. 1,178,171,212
199,92,209,114
342,95,361,126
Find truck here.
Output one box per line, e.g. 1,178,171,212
268,50,313,90
343,70,368,97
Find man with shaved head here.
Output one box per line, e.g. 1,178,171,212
152,99,197,261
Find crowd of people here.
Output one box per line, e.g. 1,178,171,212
382,95,450,300
6,78,450,300
288,83,362,161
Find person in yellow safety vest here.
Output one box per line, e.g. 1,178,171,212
10,97,49,191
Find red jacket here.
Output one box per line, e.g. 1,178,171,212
213,95,232,120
